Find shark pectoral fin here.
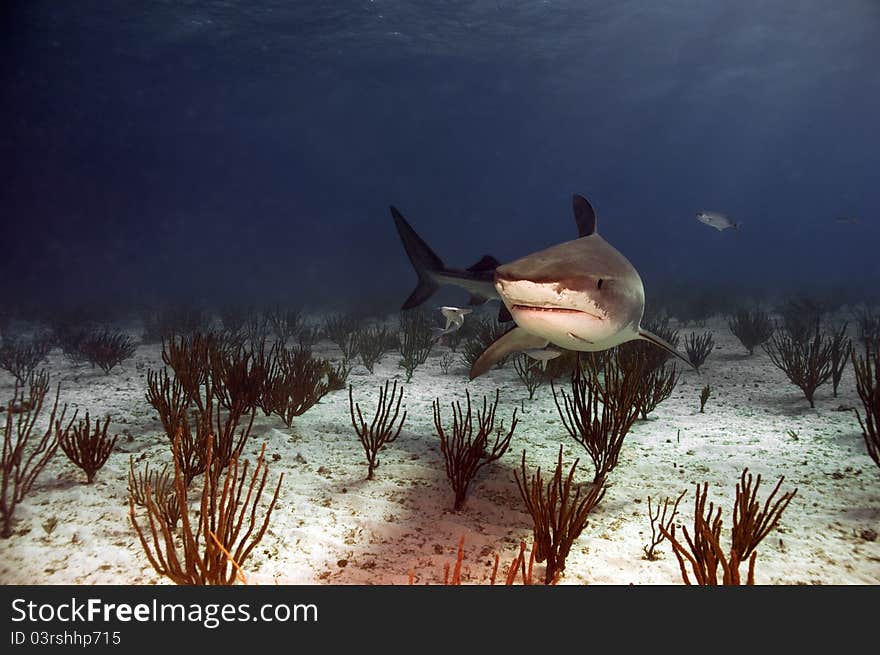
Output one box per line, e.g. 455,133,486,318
637,328,696,370
469,328,548,380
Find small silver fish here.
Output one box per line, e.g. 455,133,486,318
834,216,860,225
521,347,563,371
431,326,457,341
437,306,473,331
696,211,740,231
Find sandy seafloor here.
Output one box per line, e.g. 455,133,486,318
1,314,878,585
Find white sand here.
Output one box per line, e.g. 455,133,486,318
1,315,878,585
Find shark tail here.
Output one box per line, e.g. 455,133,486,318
390,206,445,309
637,328,696,370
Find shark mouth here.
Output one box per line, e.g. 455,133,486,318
510,304,605,321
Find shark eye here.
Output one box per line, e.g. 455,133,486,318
597,278,604,290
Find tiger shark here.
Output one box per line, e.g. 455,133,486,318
390,194,691,379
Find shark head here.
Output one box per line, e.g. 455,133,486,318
467,194,692,379
493,195,645,352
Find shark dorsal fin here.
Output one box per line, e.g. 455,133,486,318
467,255,500,272
573,194,597,237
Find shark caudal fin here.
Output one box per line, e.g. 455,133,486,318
637,328,696,370
469,327,549,380
390,206,444,309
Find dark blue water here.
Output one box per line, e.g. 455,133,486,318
3,1,879,315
